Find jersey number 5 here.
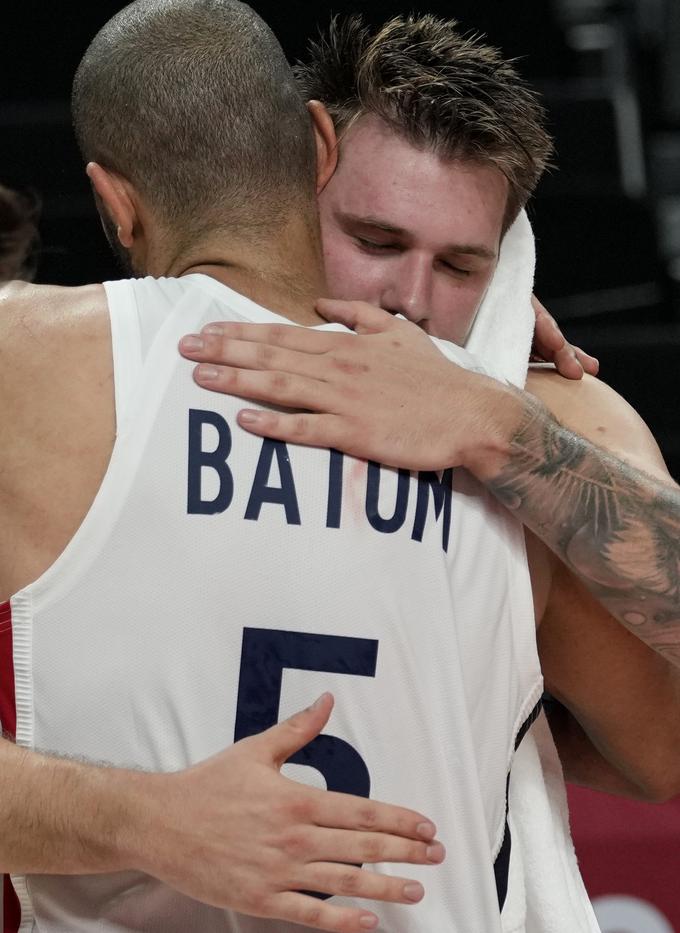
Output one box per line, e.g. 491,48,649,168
234,627,378,795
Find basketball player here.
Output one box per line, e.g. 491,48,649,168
0,2,550,931
179,15,680,802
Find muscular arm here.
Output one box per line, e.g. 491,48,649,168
481,371,680,666
535,542,680,801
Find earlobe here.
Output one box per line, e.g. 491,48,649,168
307,100,338,194
86,162,136,249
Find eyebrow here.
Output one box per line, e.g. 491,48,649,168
340,212,498,261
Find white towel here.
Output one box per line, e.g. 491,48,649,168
465,209,536,388
504,714,602,933
465,211,601,931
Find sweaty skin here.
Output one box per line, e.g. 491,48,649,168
178,116,680,802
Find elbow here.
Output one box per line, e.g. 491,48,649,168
631,769,680,804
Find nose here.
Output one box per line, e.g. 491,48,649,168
379,253,432,325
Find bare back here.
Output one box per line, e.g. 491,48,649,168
0,283,114,599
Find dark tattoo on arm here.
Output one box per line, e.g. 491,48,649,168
487,395,680,664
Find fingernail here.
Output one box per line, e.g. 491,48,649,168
403,882,424,903
416,821,435,840
426,842,445,863
181,335,204,351
239,410,261,424
359,915,378,930
311,693,328,711
202,324,224,336
196,365,219,381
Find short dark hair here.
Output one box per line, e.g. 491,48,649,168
295,14,554,231
0,185,39,282
72,0,317,241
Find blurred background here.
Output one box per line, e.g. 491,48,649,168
2,6,680,928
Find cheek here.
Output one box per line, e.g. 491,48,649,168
428,281,489,345
322,238,387,303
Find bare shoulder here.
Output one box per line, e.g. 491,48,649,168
0,282,112,441
0,281,109,347
525,368,671,481
0,281,110,395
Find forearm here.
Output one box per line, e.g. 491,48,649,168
544,700,655,799
467,385,680,665
545,699,679,802
0,737,155,874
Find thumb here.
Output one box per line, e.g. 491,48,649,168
316,298,397,335
254,692,334,768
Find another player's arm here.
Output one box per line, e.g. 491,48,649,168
480,370,680,666
534,540,680,801
0,700,443,931
178,301,680,660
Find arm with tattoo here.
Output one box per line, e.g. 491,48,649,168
480,391,680,663
178,298,680,661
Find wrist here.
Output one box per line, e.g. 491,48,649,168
457,378,528,481
104,768,173,876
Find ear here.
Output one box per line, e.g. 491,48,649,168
307,100,338,195
86,162,137,249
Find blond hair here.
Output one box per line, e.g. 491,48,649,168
295,14,554,230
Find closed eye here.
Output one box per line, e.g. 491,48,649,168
354,236,400,254
438,259,472,277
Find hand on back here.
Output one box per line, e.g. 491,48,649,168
139,693,444,931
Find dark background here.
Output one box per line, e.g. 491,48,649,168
2,0,680,474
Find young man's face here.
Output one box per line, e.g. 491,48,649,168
318,115,508,346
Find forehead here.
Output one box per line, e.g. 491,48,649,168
329,115,508,247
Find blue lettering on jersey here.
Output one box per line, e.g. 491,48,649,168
187,409,234,514
412,468,453,553
186,411,453,549
245,438,301,524
326,449,344,529
365,461,410,533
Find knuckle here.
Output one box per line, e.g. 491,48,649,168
280,827,310,859
290,414,309,440
289,792,317,823
360,836,383,862
228,369,243,392
267,371,290,393
357,804,379,831
269,324,290,345
337,868,362,896
255,342,276,368
302,905,323,926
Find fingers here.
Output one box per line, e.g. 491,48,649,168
284,826,445,868
190,361,339,411
575,346,599,376
182,333,331,380
266,891,380,931
236,410,345,449
295,862,426,904
179,322,353,358
550,343,585,380
253,693,334,765
313,790,438,844
316,298,398,335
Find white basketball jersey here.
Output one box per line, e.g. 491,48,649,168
1,275,542,932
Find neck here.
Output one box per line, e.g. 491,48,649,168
160,212,328,326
